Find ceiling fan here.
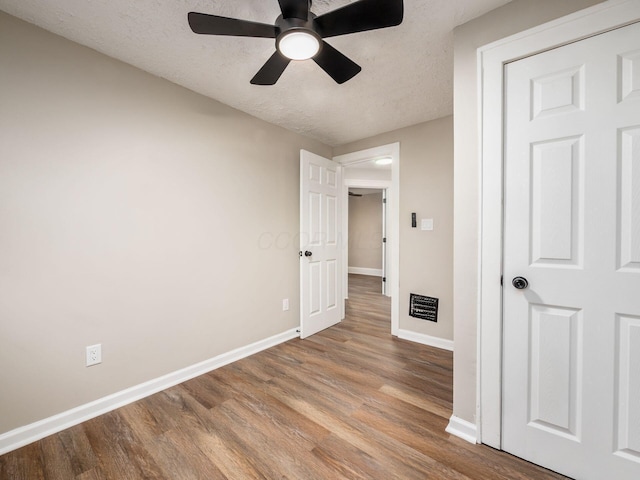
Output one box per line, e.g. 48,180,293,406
188,0,404,85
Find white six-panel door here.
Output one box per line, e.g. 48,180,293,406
300,150,342,339
503,21,640,479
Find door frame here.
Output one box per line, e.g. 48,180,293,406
382,188,388,296
477,0,640,448
334,143,400,335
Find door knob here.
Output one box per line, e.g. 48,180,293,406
304,251,313,257
512,277,529,289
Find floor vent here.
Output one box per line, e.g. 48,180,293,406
409,294,439,322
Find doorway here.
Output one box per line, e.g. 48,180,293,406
334,143,399,335
347,188,386,294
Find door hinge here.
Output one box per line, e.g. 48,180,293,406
500,275,503,286
382,277,387,282
382,237,387,243
383,198,387,204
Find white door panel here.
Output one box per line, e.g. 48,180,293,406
300,150,342,338
503,22,640,479
620,127,640,271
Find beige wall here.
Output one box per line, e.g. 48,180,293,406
452,0,605,424
348,192,383,270
0,12,331,435
335,116,454,341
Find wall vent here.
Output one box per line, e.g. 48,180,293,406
409,294,439,322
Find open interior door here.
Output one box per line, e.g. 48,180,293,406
300,150,342,338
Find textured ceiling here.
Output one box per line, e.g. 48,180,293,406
0,0,511,146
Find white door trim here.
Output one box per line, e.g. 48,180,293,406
478,0,640,448
334,143,400,335
382,188,387,295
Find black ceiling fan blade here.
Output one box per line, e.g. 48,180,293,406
188,12,277,38
250,51,291,85
313,42,361,84
278,0,310,20
314,0,404,38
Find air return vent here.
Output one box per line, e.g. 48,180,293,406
409,294,439,322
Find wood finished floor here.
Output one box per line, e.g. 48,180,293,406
0,274,568,479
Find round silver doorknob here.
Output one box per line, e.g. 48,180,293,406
512,277,529,289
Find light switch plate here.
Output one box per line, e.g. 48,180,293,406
421,219,434,231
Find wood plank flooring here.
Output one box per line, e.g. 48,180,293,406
0,274,568,479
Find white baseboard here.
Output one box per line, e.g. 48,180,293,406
445,415,478,444
348,267,383,277
0,328,299,455
397,329,454,351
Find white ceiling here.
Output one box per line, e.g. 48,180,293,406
0,0,511,146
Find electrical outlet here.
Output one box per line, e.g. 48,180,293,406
282,298,289,311
86,344,102,367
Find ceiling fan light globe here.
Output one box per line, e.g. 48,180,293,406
278,31,320,60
